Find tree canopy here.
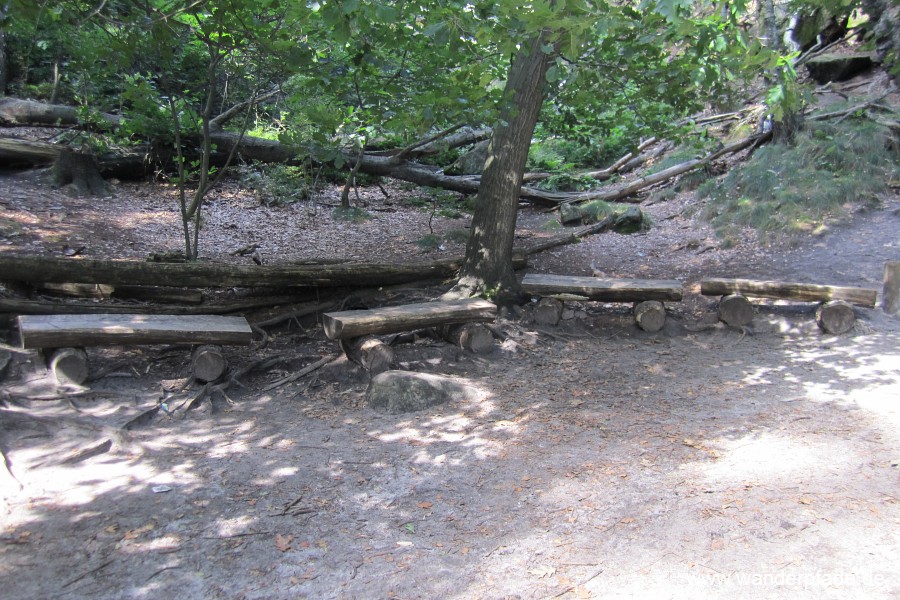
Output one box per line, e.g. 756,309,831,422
0,0,884,296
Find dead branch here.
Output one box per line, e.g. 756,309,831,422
260,354,338,392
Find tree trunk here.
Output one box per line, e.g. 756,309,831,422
0,3,8,96
52,148,109,196
456,32,556,302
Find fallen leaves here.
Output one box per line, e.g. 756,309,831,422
529,565,557,578
275,533,293,552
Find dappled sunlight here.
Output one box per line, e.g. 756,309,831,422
700,431,849,482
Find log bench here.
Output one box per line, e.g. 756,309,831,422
322,299,498,373
520,273,683,332
17,314,253,385
699,278,878,333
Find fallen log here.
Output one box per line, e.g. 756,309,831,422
700,278,877,308
0,255,465,288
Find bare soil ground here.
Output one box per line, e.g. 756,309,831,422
1,136,900,599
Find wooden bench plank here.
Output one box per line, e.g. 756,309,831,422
322,299,497,340
17,314,253,349
700,278,877,308
521,274,683,302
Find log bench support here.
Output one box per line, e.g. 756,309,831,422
17,314,253,384
322,299,498,371
520,274,683,332
700,278,878,333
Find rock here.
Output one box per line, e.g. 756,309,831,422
367,370,482,414
444,140,490,175
805,53,877,84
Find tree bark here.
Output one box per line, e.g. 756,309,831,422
700,277,877,308
455,32,556,302
816,300,856,334
717,294,754,326
633,300,667,332
192,345,228,382
48,347,90,386
340,336,394,374
883,261,900,316
437,323,495,353
322,298,497,340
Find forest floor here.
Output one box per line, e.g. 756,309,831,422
2,107,900,598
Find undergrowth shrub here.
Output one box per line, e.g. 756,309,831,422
239,163,311,206
699,120,899,244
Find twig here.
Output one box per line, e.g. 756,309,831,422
260,355,338,392
61,558,114,589
551,567,604,598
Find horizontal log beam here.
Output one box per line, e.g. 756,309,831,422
521,274,683,302
0,255,468,288
17,314,252,348
322,299,497,340
700,278,877,308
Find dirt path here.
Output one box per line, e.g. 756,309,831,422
1,174,899,599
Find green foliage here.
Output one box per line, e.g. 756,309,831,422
700,121,899,243
239,164,311,207
537,173,605,192
401,189,469,217
528,137,602,171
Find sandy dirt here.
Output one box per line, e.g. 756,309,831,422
1,144,899,600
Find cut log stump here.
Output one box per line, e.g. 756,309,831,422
341,336,394,374
191,345,227,382
49,347,89,386
816,300,856,334
439,323,495,353
883,261,900,316
533,297,563,326
718,294,754,327
633,300,666,332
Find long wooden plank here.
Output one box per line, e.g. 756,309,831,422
700,278,877,308
17,314,253,348
322,299,497,340
521,274,683,302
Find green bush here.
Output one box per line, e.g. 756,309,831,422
700,120,899,243
238,163,311,206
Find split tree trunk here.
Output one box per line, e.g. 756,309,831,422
883,261,900,315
